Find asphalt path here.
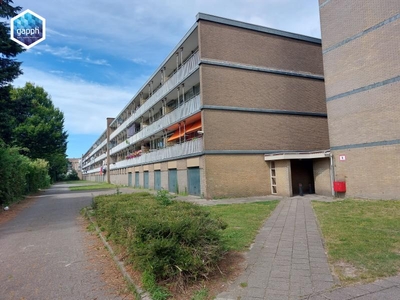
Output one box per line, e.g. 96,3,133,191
0,183,124,300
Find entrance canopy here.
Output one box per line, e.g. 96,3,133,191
264,150,330,161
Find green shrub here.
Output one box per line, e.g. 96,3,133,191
94,192,227,287
155,189,174,206
0,141,50,206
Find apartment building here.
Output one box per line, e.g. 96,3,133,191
82,13,330,198
319,0,400,199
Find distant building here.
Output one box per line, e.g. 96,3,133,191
81,13,330,198
319,0,400,199
67,158,82,179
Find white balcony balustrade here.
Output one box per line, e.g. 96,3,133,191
110,51,200,140
109,138,203,170
110,95,201,155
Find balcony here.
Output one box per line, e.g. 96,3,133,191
110,51,200,140
110,95,201,155
110,137,203,170
85,138,203,174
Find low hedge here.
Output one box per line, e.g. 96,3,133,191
93,192,227,284
0,142,50,206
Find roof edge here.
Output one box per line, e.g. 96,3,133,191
196,12,321,44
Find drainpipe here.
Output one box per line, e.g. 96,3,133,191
330,152,335,197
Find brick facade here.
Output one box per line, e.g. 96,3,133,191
320,0,400,199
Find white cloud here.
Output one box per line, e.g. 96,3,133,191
13,67,135,135
130,58,147,65
16,0,321,62
35,44,110,66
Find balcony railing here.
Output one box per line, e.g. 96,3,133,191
85,138,203,174
110,95,201,155
110,51,200,140
110,137,203,170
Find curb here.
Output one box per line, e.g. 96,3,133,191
83,207,152,300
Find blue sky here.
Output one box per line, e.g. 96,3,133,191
11,0,322,158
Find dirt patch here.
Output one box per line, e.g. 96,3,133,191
167,251,246,299
334,261,359,279
0,193,40,226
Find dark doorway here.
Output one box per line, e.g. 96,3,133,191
291,160,314,195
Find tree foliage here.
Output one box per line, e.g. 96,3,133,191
0,0,24,87
0,1,24,143
0,1,68,185
10,83,69,181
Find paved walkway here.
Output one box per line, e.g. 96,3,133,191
210,195,400,300
215,195,335,300
0,184,127,300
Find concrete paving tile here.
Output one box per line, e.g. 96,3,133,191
267,278,290,291
310,261,330,269
306,295,329,300
272,265,291,273
292,263,311,270
386,276,400,284
374,287,400,300
321,289,354,300
292,258,309,264
248,287,265,298
270,270,290,278
357,283,386,293
311,273,334,282
290,275,312,285
291,269,312,277
274,259,292,266
337,286,369,297
310,267,332,275
312,280,334,292
248,274,268,288
373,279,398,288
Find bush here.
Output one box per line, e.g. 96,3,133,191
0,141,51,206
155,189,175,206
94,192,227,286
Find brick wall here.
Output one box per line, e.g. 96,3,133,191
332,146,400,199
201,65,327,113
313,158,332,196
199,20,324,75
203,110,330,151
204,154,270,198
320,0,400,199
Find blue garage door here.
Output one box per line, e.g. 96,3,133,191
188,167,201,195
168,169,178,193
154,170,161,190
135,172,139,188
143,171,149,189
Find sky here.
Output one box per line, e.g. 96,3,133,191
10,0,322,158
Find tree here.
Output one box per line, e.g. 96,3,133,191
0,0,24,143
11,83,69,181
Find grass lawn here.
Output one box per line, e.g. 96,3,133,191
204,201,279,251
312,199,400,284
70,182,116,191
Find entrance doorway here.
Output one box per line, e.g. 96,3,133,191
291,159,314,195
